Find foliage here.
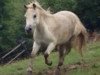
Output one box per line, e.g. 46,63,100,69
39,0,76,12
0,0,28,51
75,0,100,31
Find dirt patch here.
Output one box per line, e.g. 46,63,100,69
26,61,94,75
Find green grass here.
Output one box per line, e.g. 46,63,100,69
0,42,100,75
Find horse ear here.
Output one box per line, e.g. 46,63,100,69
33,4,36,9
24,5,27,9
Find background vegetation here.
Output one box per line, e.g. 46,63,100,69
0,0,100,53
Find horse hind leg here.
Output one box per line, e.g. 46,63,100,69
58,46,65,67
58,43,71,68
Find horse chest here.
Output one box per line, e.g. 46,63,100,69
34,28,55,45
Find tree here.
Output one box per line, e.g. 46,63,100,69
0,0,29,51
39,0,76,12
75,0,100,31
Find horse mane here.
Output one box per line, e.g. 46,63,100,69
27,1,52,17
46,7,53,14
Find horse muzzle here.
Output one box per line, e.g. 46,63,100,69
25,27,32,33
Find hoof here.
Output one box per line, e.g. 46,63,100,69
46,61,52,66
44,53,52,66
54,68,61,75
27,67,33,75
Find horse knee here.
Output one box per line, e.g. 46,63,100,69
31,42,40,57
31,51,37,58
58,61,63,67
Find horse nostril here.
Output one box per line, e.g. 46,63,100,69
25,27,32,33
29,28,32,31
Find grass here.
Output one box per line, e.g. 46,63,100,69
0,42,100,75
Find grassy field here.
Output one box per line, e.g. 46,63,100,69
0,42,100,75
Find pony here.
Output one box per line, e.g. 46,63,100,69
24,0,87,72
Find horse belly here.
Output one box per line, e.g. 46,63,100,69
54,24,74,44
57,31,73,44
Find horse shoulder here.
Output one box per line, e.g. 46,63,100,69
34,23,57,44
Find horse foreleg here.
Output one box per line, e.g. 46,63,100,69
44,42,56,66
27,42,41,74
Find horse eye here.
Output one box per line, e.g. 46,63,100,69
33,15,36,18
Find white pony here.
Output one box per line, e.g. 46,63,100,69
24,1,87,71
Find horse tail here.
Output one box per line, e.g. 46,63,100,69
77,30,87,57
73,22,88,57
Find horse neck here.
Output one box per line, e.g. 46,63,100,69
36,8,51,34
